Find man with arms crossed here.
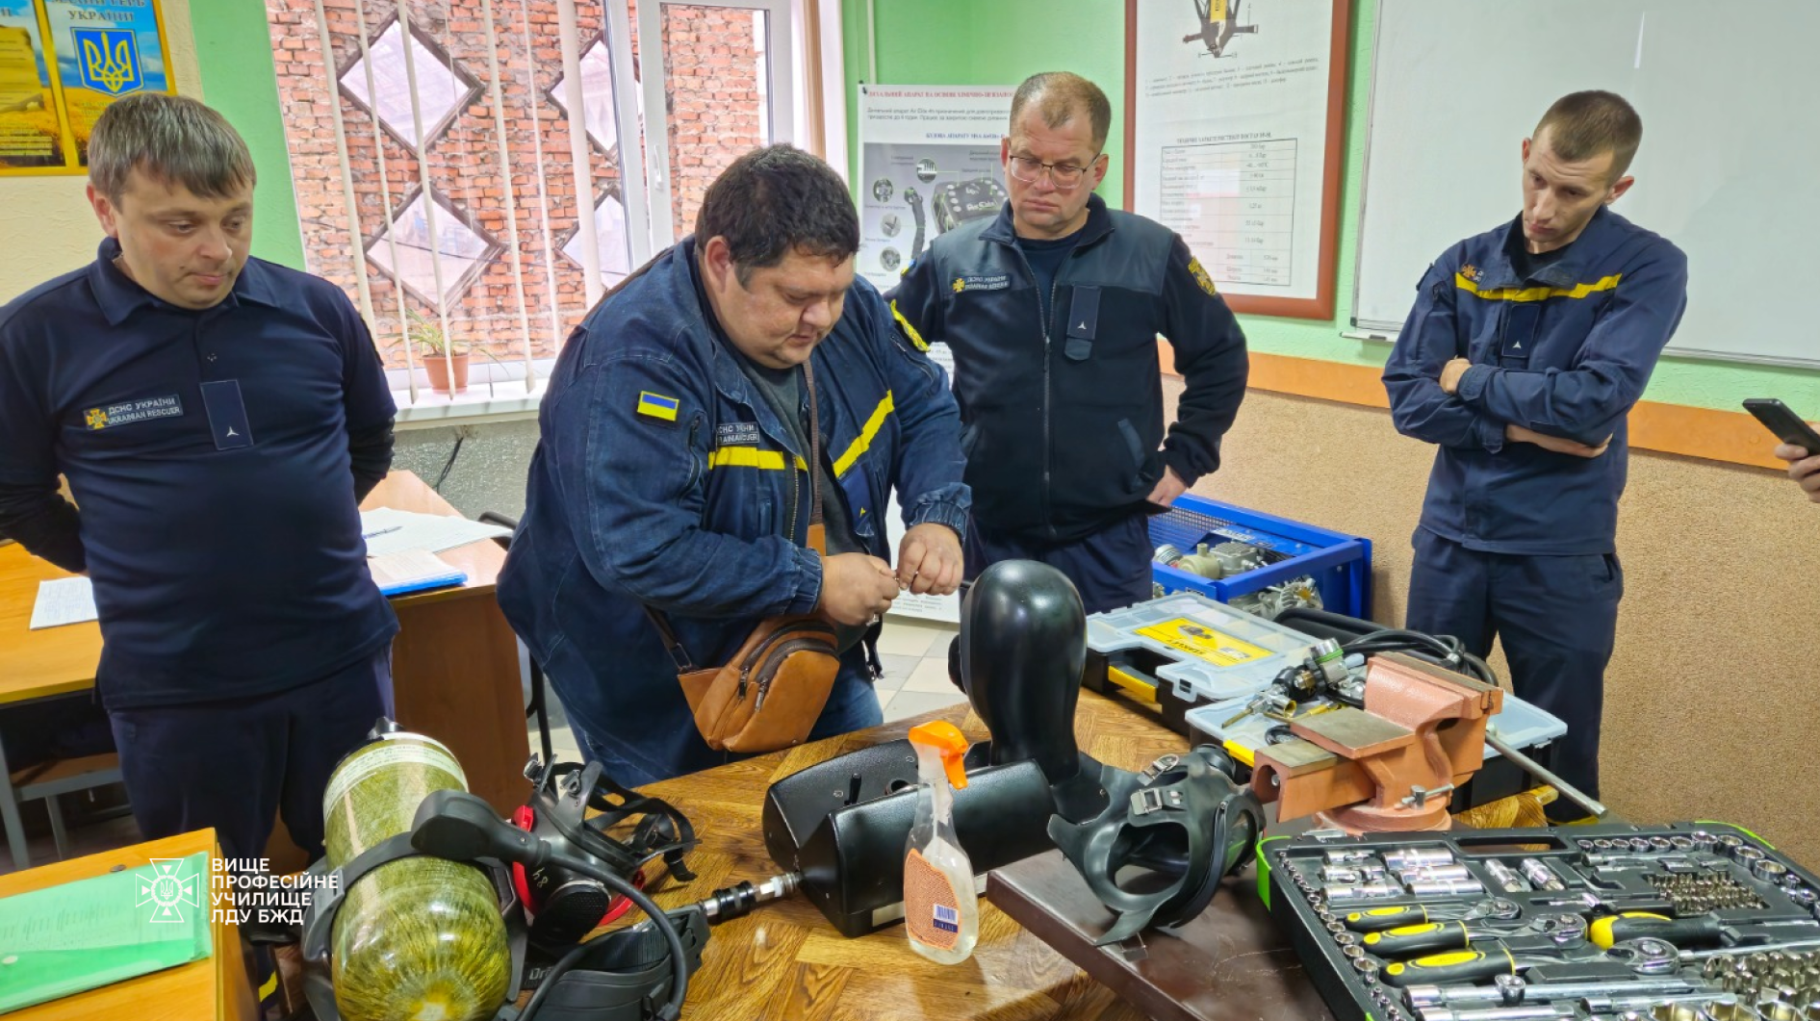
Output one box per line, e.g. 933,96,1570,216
1383,91,1688,819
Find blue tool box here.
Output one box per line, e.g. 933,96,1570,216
1148,494,1372,620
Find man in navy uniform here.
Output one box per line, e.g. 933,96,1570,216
1383,91,1689,818
499,146,968,786
0,94,398,873
889,71,1248,617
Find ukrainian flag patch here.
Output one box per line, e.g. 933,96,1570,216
637,391,680,422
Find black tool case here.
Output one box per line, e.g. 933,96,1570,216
1261,822,1820,1021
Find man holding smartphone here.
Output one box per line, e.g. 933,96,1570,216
1382,91,1689,819
1774,445,1820,502
1761,401,1820,502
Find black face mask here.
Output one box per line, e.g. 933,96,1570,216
1047,746,1266,946
515,758,699,949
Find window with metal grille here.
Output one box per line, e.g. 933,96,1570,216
263,0,831,414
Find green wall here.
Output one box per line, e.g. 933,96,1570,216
841,0,1820,413
189,0,306,270
840,0,1126,214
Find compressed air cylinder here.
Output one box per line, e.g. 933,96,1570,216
322,731,511,1021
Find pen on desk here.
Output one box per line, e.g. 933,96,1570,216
363,525,403,539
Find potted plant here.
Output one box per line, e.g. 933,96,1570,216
405,307,469,394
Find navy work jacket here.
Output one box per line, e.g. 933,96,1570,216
498,239,968,762
1383,208,1688,554
889,194,1247,543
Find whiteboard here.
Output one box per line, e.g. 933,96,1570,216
1353,1,1820,368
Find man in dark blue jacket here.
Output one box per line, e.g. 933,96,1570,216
499,146,969,786
1383,92,1689,817
0,95,398,876
889,72,1248,616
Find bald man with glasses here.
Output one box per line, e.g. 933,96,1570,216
889,71,1248,615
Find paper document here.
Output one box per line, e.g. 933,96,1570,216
359,507,511,556
30,576,98,629
0,852,212,1013
368,549,467,597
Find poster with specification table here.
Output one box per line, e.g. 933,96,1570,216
1127,0,1350,318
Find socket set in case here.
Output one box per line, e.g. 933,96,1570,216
1264,822,1820,1021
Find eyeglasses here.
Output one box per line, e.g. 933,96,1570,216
1006,154,1099,190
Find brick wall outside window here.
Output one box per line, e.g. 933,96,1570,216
265,0,765,371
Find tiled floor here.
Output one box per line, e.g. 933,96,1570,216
1,617,964,875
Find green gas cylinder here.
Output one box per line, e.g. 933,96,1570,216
321,730,512,1021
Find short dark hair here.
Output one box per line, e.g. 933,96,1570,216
1009,72,1112,153
88,93,256,203
1535,90,1643,183
694,145,858,284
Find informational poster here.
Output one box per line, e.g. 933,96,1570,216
856,84,1013,296
858,85,1012,625
0,0,173,176
1128,0,1349,318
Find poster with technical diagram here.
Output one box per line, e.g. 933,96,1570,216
0,0,173,176
856,84,1012,299
858,85,1011,624
1128,0,1350,318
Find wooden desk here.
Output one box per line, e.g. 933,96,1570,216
0,541,99,706
362,471,529,816
632,690,1182,1020
0,471,529,870
0,828,259,1021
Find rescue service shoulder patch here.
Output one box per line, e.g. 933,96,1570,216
1460,264,1480,282
1187,257,1218,297
85,394,183,430
636,391,680,422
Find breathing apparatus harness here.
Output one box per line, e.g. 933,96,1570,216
297,753,709,1021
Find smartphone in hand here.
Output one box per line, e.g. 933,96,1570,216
1743,398,1820,456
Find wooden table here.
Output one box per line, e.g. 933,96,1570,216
990,855,1334,1021
364,471,529,817
0,828,259,1021
632,690,1196,1020
0,471,529,870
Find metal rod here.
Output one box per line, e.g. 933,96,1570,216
395,1,459,393
556,0,603,306
308,0,376,328
477,0,538,390
349,0,418,403
1483,729,1608,819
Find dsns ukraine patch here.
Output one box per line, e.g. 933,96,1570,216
1187,257,1219,297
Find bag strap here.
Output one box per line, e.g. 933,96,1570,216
803,358,826,556
643,604,697,674
645,356,828,674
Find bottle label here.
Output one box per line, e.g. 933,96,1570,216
904,848,961,951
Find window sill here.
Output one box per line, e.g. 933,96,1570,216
394,378,547,429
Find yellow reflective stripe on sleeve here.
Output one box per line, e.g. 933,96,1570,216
706,448,810,471
1455,272,1621,302
890,300,929,352
832,392,895,477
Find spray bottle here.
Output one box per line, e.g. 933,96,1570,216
903,720,979,964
